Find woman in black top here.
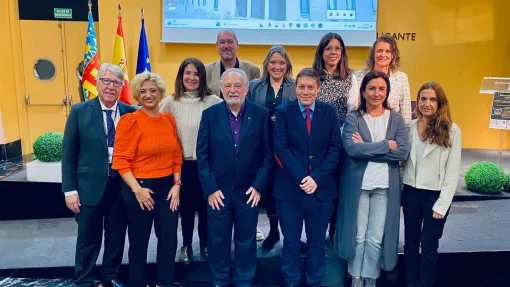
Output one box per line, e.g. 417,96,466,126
247,45,297,250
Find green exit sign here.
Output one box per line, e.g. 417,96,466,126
54,8,72,19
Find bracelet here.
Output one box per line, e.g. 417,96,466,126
174,179,182,186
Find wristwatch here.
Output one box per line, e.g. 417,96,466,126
174,179,182,186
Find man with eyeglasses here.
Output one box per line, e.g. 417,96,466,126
62,63,137,287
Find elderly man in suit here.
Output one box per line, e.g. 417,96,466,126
62,63,137,287
197,68,273,287
273,68,342,287
205,29,260,100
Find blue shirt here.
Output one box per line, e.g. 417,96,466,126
226,101,245,147
298,101,315,120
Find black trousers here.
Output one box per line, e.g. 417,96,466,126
74,177,126,287
402,185,449,287
208,192,259,287
180,160,207,247
122,175,179,287
277,195,333,285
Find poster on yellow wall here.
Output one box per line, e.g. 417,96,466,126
490,92,510,130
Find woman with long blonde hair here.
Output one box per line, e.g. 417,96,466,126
402,82,461,287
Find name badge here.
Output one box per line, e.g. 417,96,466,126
108,147,114,164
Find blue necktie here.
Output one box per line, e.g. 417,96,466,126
105,110,118,178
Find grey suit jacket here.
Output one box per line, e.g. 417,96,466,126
247,78,297,105
205,59,261,96
61,97,137,206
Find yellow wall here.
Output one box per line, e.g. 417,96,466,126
1,0,510,151
0,0,21,144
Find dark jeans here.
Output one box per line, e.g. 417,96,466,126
74,177,126,287
180,160,207,247
402,185,449,287
122,175,179,287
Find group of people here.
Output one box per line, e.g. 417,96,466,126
62,29,461,287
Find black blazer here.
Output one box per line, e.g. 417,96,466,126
61,97,137,206
247,78,297,105
273,100,342,202
196,101,274,203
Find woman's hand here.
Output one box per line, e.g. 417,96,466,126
432,211,445,219
352,132,364,143
167,185,180,212
134,187,155,210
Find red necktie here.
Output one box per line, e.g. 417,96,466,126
305,109,312,173
305,108,311,135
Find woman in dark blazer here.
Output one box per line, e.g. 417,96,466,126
247,45,296,250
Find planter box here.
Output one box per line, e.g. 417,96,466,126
26,160,62,183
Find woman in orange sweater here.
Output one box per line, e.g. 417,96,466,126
112,72,183,287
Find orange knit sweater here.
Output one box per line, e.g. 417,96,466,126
112,109,183,178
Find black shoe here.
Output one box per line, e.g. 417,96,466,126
262,229,280,250
300,240,307,254
179,246,193,265
99,279,125,287
200,246,208,258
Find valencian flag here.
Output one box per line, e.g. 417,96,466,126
112,5,131,105
136,8,151,74
82,3,100,101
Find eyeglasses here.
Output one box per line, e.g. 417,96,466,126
99,78,123,88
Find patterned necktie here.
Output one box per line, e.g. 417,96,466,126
105,110,118,178
305,108,311,135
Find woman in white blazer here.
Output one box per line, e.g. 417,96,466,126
402,82,461,287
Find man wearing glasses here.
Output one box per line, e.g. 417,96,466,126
62,63,137,287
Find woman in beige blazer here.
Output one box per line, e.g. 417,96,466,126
402,82,462,287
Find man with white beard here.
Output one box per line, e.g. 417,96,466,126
197,68,273,287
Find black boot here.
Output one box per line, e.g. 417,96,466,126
262,217,281,250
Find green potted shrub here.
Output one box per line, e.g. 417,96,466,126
464,161,506,194
27,132,64,182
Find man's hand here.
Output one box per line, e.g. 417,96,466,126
65,194,81,213
208,190,225,210
246,187,261,208
167,185,180,212
300,176,317,194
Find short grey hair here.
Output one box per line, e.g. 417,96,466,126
216,29,238,42
220,68,248,87
96,63,124,86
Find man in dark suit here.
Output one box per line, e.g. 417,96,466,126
197,68,273,287
273,68,342,287
62,63,137,287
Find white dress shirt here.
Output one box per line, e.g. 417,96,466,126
64,100,120,197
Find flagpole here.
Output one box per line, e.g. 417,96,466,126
141,7,144,19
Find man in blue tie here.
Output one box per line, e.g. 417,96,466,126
62,63,137,287
273,68,342,287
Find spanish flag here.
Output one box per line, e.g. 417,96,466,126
82,7,100,101
112,13,131,105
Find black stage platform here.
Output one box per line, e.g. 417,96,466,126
1,149,510,286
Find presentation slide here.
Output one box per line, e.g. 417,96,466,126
162,0,377,46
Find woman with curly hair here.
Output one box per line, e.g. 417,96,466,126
355,35,412,124
402,82,461,287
